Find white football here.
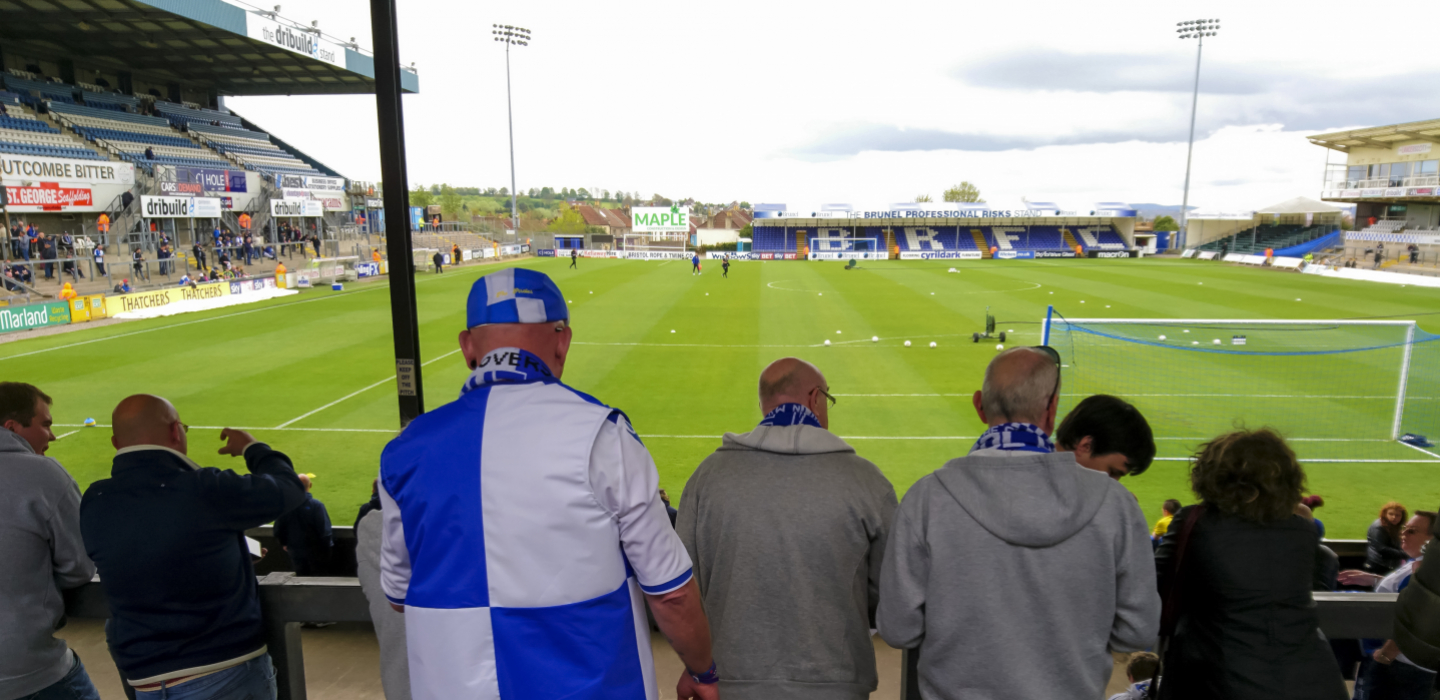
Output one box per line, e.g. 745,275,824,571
1192,341,1199,345
996,344,1004,350
670,330,676,333
871,336,879,342
1159,335,1167,340
824,340,831,346
836,330,842,334
929,341,938,348
1213,339,1221,345
904,340,912,347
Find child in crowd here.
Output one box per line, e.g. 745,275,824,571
1153,499,1181,542
1108,652,1159,700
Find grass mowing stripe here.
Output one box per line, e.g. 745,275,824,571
276,348,463,428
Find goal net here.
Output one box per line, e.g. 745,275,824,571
1042,313,1440,463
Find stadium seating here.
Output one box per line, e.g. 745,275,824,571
1198,224,1332,255
751,225,792,252
0,101,105,159
1,74,77,106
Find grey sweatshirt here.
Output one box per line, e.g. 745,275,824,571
0,429,96,698
677,422,897,700
356,508,411,700
877,449,1160,700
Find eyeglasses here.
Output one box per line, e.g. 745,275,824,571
178,422,190,434
814,386,837,408
1032,345,1062,410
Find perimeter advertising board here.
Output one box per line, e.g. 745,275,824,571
631,206,690,233
108,283,229,315
899,251,982,260
140,196,222,218
0,301,71,333
270,199,323,217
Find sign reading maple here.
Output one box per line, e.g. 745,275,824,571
631,204,690,233
4,182,93,211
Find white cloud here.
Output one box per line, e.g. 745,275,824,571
225,0,1437,212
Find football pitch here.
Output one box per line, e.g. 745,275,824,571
9,256,1439,539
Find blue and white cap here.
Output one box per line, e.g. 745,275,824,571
467,267,569,328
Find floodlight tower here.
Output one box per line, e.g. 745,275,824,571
1176,18,1219,249
493,24,530,237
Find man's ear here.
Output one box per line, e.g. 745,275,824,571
458,329,477,369
972,391,986,424
555,325,573,364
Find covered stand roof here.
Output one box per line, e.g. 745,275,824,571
1308,118,1440,153
0,0,418,96
1255,197,1345,215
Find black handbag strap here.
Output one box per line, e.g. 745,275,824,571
1148,504,1206,700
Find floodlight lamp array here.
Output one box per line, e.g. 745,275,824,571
1176,18,1220,39
492,24,532,46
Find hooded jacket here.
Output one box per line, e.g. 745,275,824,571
1395,509,1440,671
677,419,897,700
878,449,1160,700
0,429,95,699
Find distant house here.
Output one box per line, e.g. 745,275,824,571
695,207,752,246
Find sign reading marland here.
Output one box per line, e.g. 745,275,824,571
632,206,690,233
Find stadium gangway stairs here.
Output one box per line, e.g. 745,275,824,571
63,576,1399,700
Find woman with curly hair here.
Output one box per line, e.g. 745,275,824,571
1365,501,1410,574
1153,428,1346,700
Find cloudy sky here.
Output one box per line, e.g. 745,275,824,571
227,0,1440,212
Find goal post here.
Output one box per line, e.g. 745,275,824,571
1040,310,1440,463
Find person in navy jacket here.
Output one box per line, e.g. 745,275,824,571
80,395,306,698
273,473,333,576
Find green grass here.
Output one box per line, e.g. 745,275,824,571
9,257,1439,538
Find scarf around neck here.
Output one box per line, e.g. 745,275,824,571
461,347,554,396
969,422,1055,455
757,403,823,429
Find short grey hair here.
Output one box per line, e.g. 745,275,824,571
981,347,1059,424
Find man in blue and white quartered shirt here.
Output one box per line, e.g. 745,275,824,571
379,267,718,700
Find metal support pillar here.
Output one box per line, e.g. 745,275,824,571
370,0,424,424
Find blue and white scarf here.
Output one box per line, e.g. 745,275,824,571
969,422,1055,455
461,347,554,396
757,403,823,429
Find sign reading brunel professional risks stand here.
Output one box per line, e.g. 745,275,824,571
631,205,690,233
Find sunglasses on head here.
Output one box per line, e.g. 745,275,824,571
1030,345,1062,410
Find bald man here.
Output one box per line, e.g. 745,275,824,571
80,395,306,699
877,347,1160,700
676,358,896,700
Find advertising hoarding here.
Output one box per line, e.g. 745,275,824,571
3,183,93,212
140,196,222,218
631,206,690,233
245,14,344,67
0,301,71,333
0,154,134,185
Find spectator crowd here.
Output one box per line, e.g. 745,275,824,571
2,267,1438,700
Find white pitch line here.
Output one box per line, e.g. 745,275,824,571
54,429,81,440
1155,457,1439,463
1399,441,1440,460
835,393,1425,400
274,348,463,429
0,266,471,363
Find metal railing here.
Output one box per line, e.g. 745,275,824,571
63,575,1398,700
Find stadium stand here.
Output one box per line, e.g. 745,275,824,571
1,73,77,106
0,99,106,160
46,101,234,171
1197,224,1331,255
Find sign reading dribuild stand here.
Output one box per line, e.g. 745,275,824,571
141,196,221,218
632,205,690,233
270,199,323,217
245,14,345,68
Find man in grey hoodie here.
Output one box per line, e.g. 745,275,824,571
678,358,897,699
878,347,1160,700
0,382,101,700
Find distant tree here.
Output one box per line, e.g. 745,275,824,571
409,186,434,208
550,204,587,234
498,186,508,196
739,201,751,210
577,188,591,200
739,223,752,238
600,189,610,201
1152,215,1179,231
527,188,538,197
652,193,672,206
914,194,933,203
439,185,463,221
942,182,983,203
1341,215,1355,231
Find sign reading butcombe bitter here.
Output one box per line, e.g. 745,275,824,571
632,205,690,233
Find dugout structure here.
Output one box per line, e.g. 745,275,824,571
1042,312,1440,464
